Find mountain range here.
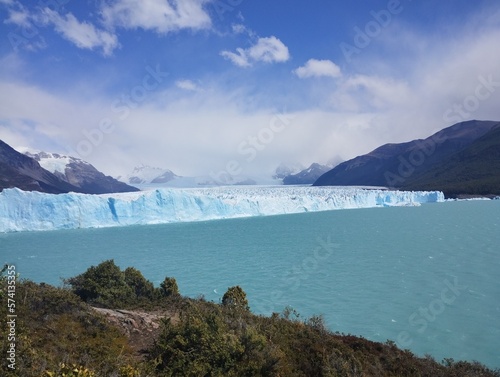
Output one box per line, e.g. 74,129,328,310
123,165,179,185
116,165,250,187
119,161,336,187
2,119,499,196
314,120,500,197
0,141,138,194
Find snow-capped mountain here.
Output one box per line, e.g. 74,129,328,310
273,161,305,180
0,140,80,194
283,163,332,185
121,165,275,188
124,165,178,185
276,158,342,185
23,150,139,194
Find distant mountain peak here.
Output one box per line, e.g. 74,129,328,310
273,161,305,180
282,162,331,185
125,165,178,185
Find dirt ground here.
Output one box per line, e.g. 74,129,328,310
92,307,178,359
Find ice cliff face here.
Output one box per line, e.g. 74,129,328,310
0,187,444,232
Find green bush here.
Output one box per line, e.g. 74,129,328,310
0,278,133,377
159,276,179,298
124,266,156,300
2,265,498,377
150,301,279,376
65,260,180,308
221,285,249,311
65,259,133,307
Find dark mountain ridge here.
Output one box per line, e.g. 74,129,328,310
400,123,500,196
314,120,499,193
0,140,82,194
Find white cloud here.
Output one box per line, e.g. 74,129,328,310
4,8,29,27
231,23,247,34
221,36,290,67
337,74,412,110
1,0,30,27
1,0,211,54
42,9,119,56
248,37,290,63
220,48,251,67
0,77,394,179
100,0,212,33
294,59,342,79
176,79,200,91
2,4,500,180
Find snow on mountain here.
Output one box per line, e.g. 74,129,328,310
273,162,305,180
283,163,331,185
0,186,444,232
0,142,80,194
124,165,178,185
23,150,88,176
121,165,283,188
22,149,138,194
276,159,343,185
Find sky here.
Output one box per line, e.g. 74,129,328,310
0,0,499,180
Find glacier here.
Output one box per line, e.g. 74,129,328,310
0,187,444,233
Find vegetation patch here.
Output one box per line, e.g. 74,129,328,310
1,262,499,376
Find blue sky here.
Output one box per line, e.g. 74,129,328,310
0,0,499,179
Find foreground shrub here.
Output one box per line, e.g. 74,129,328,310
2,265,498,377
221,285,249,311
65,259,179,309
149,301,279,376
0,279,133,377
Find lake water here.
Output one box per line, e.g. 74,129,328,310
2,200,499,368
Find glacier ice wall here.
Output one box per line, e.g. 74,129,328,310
0,187,444,233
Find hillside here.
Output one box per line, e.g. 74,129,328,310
0,140,139,194
0,140,82,194
1,262,498,377
314,120,499,191
24,150,139,194
401,124,500,197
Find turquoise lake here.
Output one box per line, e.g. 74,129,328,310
2,200,499,368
